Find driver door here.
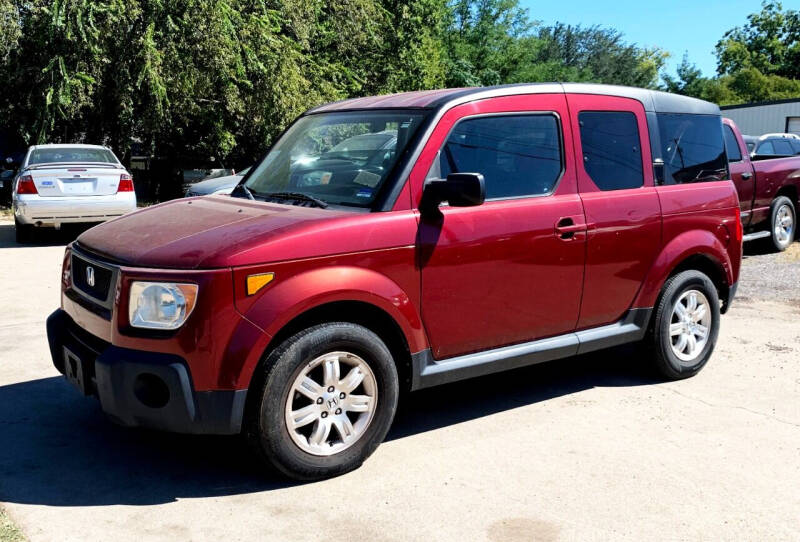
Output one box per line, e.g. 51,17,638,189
411,94,586,359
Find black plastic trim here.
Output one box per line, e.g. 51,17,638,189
410,308,652,390
721,281,738,315
47,309,246,435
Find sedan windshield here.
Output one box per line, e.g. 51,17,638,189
242,110,427,208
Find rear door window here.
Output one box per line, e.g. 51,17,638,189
771,140,794,156
428,114,563,200
578,111,643,190
657,114,728,183
723,125,742,162
757,141,776,155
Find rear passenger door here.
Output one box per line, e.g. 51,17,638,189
566,95,662,328
414,94,586,359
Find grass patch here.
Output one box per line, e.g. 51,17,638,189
0,506,25,542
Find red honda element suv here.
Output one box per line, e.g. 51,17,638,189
47,84,742,480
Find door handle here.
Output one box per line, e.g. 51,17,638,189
741,172,753,180
555,217,587,240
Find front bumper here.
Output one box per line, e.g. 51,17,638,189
14,193,136,226
46,309,246,435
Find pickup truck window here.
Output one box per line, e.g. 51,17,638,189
428,114,562,200
243,110,426,208
578,111,643,190
657,114,728,184
723,125,742,162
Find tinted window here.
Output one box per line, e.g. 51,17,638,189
757,141,776,155
723,125,742,162
578,111,643,190
772,140,794,155
657,114,728,184
428,114,562,199
791,140,800,154
29,147,118,165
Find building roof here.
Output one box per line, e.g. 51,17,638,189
307,83,720,116
720,97,800,110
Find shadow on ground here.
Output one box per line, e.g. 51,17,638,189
0,222,97,249
0,345,656,507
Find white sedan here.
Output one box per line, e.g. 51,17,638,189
12,144,137,242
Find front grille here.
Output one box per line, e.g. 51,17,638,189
70,248,118,309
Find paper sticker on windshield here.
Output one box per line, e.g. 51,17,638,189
353,170,381,188
356,188,373,198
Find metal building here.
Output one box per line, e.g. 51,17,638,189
720,98,800,137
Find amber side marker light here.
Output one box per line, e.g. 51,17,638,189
247,272,275,296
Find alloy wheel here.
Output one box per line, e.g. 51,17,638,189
669,289,712,364
284,351,378,456
774,203,794,247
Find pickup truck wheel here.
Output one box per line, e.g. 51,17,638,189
14,218,33,244
649,270,720,380
246,323,399,481
769,196,795,251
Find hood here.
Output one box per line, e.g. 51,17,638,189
76,196,351,269
186,173,242,195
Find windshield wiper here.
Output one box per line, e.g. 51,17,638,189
262,191,329,208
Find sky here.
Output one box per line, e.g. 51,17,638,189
519,0,775,79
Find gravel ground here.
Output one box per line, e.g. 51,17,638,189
0,220,798,542
738,241,800,304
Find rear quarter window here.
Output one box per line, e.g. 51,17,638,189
657,114,728,184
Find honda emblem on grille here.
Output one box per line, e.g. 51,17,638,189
86,266,95,288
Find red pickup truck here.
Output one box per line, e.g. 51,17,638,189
47,84,742,480
723,118,798,251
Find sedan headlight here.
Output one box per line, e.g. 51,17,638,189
128,282,199,330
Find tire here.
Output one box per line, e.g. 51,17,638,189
14,218,33,244
648,270,721,380
245,322,399,481
768,196,795,252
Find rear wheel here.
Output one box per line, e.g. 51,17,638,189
14,218,33,244
769,196,795,252
648,270,720,380
246,323,399,481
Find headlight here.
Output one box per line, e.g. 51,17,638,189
128,282,198,330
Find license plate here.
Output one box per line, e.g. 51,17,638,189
63,346,88,395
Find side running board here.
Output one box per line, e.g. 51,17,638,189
411,308,653,390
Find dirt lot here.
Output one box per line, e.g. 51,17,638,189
0,219,798,542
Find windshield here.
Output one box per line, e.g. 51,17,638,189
29,147,118,165
243,110,427,208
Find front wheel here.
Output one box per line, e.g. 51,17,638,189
769,196,795,252
246,323,399,481
648,270,721,380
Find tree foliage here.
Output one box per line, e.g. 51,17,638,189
0,0,705,184
664,1,800,105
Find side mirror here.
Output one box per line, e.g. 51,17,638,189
420,172,485,214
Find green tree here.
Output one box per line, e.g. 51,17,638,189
716,1,800,79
